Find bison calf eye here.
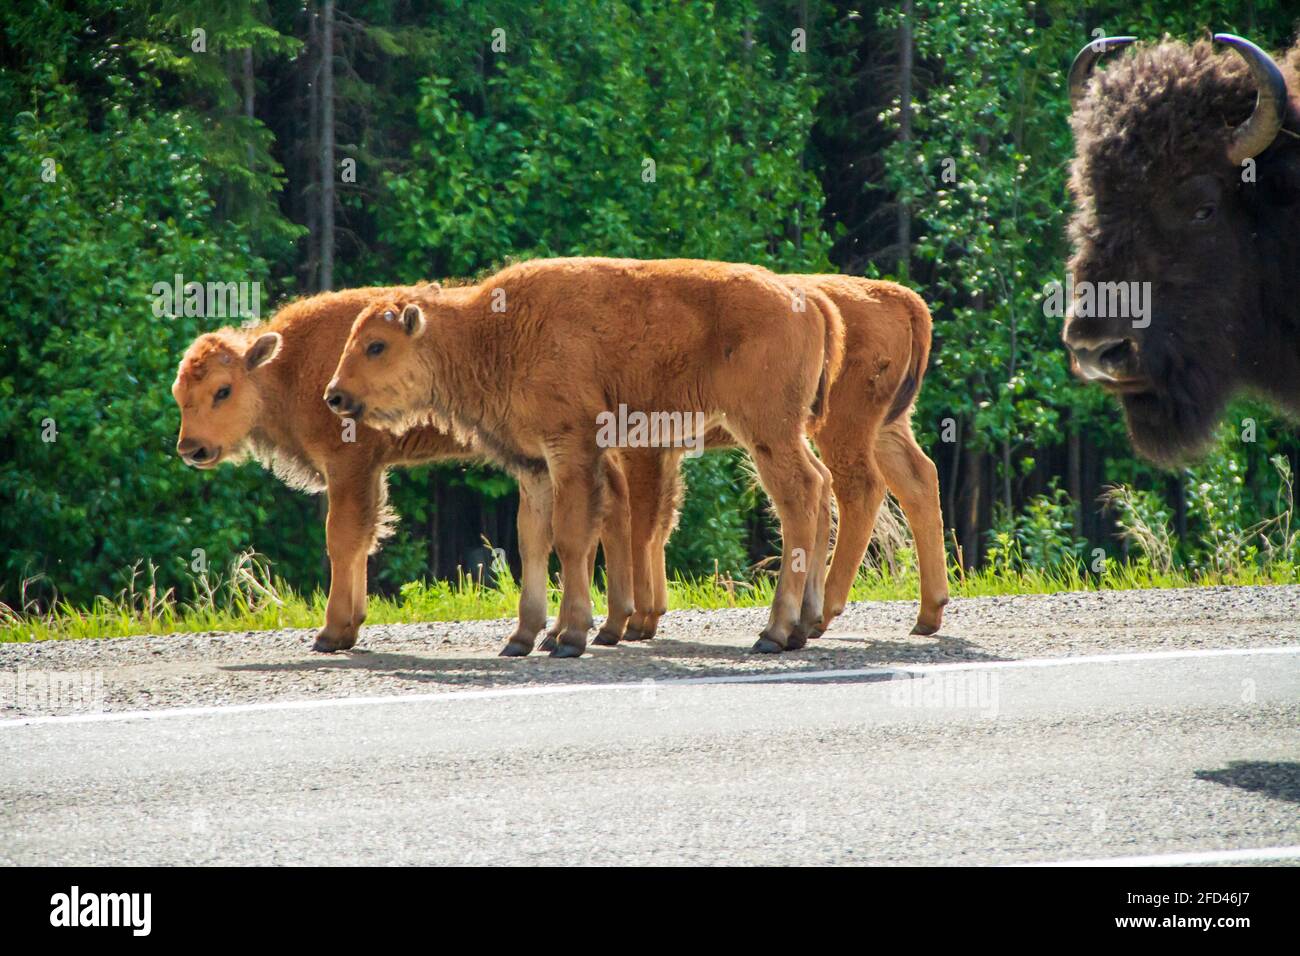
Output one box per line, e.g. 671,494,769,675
214,385,232,403
366,341,386,357
1192,203,1217,223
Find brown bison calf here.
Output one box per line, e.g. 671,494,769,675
173,286,638,652
618,275,947,643
172,286,473,651
327,257,843,656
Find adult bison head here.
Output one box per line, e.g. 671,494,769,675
1062,34,1300,465
172,330,282,468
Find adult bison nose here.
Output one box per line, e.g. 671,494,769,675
1068,338,1140,384
324,386,362,418
177,437,214,465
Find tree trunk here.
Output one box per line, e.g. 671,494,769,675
304,7,320,288
1083,427,1099,545
243,48,255,165
319,0,335,291
429,478,441,581
896,0,913,273
959,441,983,570
945,414,963,533
1068,415,1083,538
1001,438,1012,516
1173,473,1188,549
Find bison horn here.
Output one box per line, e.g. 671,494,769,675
1068,36,1137,108
1214,33,1288,166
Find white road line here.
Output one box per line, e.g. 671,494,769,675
1,643,1296,730
1020,845,1300,867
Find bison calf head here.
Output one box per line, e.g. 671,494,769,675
172,330,282,468
1063,35,1299,465
327,300,432,433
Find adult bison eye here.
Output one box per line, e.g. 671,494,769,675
1192,202,1217,223
366,341,386,358
213,385,231,403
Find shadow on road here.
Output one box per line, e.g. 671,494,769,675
217,630,1008,688
1195,761,1300,803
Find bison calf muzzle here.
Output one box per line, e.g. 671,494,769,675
324,386,363,419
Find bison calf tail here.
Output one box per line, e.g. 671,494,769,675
884,286,933,425
807,287,846,429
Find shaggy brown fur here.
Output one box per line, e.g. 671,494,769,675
173,286,637,652
327,258,844,656
177,273,942,656
173,286,472,651
616,275,946,643
1065,38,1300,464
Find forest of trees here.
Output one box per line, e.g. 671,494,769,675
3,0,1299,608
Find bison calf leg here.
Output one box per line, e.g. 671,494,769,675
593,458,634,646
502,472,554,657
545,450,605,658
538,544,598,653
749,438,823,653
645,454,684,638
622,450,679,641
639,452,683,640
818,461,887,636
627,527,672,641
648,528,671,637
348,549,369,636
315,469,381,653
789,446,834,649
877,419,949,635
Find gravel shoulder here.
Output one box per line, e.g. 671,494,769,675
2,585,1298,719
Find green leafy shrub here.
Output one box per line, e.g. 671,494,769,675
0,72,304,606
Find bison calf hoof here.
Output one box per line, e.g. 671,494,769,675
312,630,356,653
788,615,821,650
499,640,534,657
751,634,785,654
550,632,587,659
622,626,655,642
912,599,949,636
592,628,622,647
538,633,558,653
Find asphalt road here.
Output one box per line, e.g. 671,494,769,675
2,645,1297,865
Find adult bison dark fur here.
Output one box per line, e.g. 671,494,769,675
1063,34,1300,464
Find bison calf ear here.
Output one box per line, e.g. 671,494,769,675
245,332,283,371
400,304,426,337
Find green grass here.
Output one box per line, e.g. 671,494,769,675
670,556,1299,610
3,549,1296,643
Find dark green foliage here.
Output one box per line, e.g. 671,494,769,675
378,0,829,278
0,3,309,606
667,452,755,579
